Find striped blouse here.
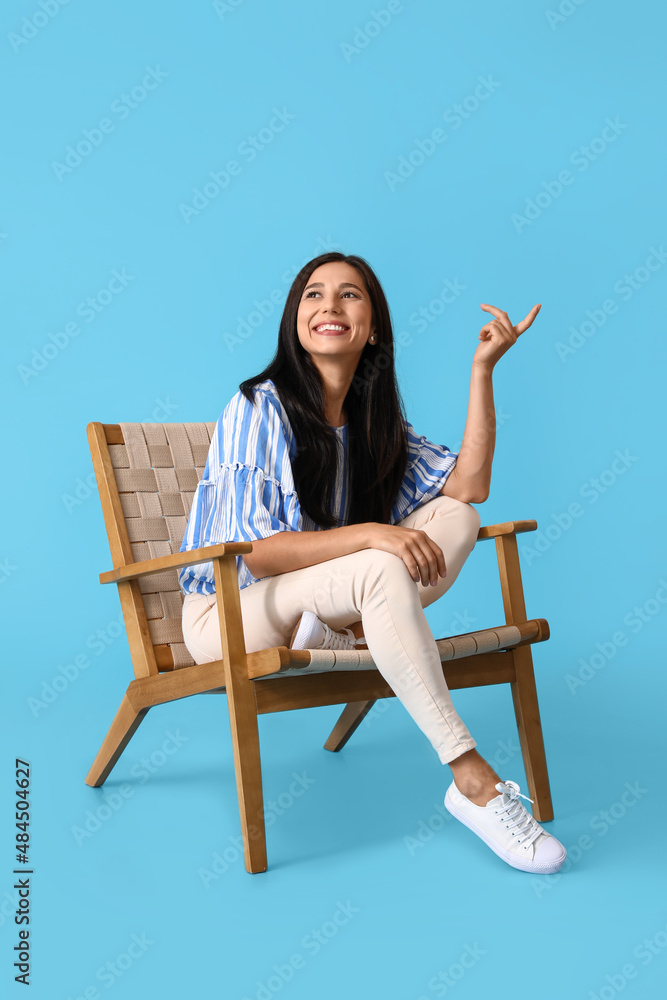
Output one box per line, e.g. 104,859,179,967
178,378,458,596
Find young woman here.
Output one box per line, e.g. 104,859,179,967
179,251,566,875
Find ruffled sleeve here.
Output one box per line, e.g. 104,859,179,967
389,419,458,523
200,463,302,545
179,385,302,593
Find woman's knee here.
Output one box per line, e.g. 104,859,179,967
182,597,221,664
182,626,220,664
460,500,482,537
364,546,408,574
455,503,481,561
422,495,481,542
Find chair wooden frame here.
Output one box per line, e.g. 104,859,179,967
85,421,555,874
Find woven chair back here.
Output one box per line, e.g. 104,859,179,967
112,422,215,668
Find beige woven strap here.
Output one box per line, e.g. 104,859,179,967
115,422,216,669
268,625,524,676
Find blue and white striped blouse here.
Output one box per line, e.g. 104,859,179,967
178,378,458,595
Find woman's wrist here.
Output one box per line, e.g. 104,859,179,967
471,360,494,377
348,521,373,551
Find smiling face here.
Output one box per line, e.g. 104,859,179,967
296,261,376,363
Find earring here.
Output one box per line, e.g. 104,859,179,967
369,334,377,343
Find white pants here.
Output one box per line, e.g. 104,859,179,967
182,494,481,764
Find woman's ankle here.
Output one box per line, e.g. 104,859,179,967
345,620,368,648
449,749,501,806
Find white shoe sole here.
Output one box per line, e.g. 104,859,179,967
444,787,566,874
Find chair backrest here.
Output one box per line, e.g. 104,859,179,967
99,422,215,669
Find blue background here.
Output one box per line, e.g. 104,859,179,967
2,0,666,997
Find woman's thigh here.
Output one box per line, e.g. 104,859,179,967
181,494,481,663
182,547,391,663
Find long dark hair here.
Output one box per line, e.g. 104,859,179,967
238,252,409,529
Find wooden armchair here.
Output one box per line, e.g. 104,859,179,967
85,420,554,874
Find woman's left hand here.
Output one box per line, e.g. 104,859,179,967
472,302,541,371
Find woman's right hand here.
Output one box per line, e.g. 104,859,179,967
362,522,446,587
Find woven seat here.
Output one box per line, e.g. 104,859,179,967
259,623,534,678
84,420,556,873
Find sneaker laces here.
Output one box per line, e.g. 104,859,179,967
493,780,543,849
319,622,361,651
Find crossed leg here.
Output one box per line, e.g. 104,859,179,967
336,494,501,804
182,494,502,803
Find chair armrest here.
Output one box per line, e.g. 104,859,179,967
99,542,253,585
476,520,537,541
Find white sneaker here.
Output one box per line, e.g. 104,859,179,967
289,611,365,651
444,779,567,874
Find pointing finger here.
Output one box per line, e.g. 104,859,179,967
515,304,542,335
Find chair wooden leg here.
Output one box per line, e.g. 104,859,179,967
510,646,554,822
85,694,148,787
225,683,267,874
324,700,377,752
213,556,268,874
